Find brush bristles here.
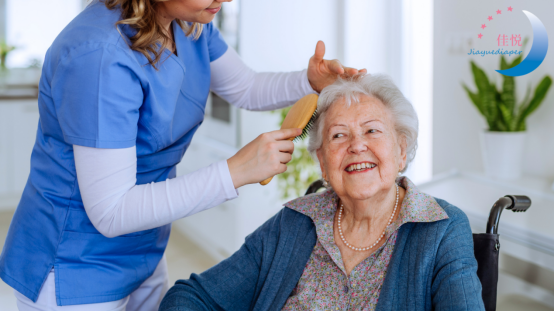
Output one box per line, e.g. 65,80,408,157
293,109,318,143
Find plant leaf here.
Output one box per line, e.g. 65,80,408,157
514,84,531,130
485,82,499,129
471,61,491,95
509,53,523,68
496,119,508,131
498,102,513,131
495,87,505,128
500,56,516,115
516,75,552,130
470,61,497,129
519,84,532,110
517,120,527,131
500,55,509,70
462,84,485,116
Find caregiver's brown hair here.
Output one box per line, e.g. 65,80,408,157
103,0,203,69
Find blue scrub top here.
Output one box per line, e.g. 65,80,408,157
0,1,227,306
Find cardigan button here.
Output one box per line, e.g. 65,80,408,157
343,285,349,293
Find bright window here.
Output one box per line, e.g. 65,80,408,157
342,0,434,184
401,0,434,184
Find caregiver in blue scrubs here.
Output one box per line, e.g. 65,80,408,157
0,0,365,310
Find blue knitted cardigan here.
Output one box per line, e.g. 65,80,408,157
160,198,485,311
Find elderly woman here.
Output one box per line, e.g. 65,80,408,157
159,75,485,311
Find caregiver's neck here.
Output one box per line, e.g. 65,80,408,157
158,16,174,35
156,8,177,48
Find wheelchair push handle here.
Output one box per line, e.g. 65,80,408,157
505,195,532,212
486,195,531,234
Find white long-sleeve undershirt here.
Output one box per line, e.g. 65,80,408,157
75,47,317,238
75,146,238,238
210,47,316,110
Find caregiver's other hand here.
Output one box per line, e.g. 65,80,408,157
227,128,301,189
307,41,367,93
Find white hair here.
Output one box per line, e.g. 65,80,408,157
307,74,419,173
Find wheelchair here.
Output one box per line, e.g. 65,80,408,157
304,179,532,311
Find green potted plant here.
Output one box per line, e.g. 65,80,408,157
463,53,552,180
0,41,16,70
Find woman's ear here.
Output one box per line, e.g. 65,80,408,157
316,149,327,180
398,136,407,172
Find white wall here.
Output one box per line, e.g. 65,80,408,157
239,0,340,73
433,0,554,179
340,0,403,86
6,0,81,67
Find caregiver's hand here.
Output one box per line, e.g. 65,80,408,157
227,128,302,188
307,41,367,93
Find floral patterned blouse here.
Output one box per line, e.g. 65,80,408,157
281,176,449,311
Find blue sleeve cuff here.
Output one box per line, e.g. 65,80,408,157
64,134,136,149
206,22,229,62
210,45,228,63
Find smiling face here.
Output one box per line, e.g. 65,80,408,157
316,94,407,201
157,0,231,24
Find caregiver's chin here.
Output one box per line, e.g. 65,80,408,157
157,0,231,28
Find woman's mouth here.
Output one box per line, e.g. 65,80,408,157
345,162,376,173
205,6,221,14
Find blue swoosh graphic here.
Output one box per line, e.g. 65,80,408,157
496,10,548,77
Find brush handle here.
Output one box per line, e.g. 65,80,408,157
259,137,294,186
259,94,318,186
260,176,273,185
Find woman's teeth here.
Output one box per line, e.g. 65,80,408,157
346,163,376,172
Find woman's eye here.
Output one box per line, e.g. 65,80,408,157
367,129,376,134
333,133,344,139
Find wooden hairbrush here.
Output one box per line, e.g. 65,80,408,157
260,94,319,186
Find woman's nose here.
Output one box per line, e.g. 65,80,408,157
347,135,368,154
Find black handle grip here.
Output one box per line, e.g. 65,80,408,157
505,195,531,212
486,195,532,234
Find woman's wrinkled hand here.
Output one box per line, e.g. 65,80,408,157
307,41,367,93
227,128,302,188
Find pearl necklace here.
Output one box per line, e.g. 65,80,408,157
338,184,399,252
